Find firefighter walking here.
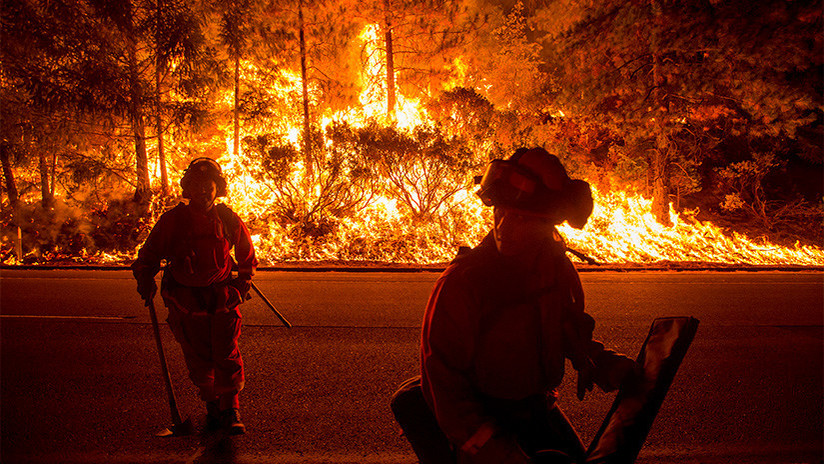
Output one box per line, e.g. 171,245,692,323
132,157,258,435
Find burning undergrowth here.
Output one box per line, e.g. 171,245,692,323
2,108,822,267
2,130,821,268
2,16,822,268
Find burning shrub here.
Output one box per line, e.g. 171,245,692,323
220,120,493,263
714,151,824,244
352,122,482,222
236,124,380,254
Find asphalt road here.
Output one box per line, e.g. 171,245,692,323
0,269,822,464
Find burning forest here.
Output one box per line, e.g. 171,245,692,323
1,0,822,267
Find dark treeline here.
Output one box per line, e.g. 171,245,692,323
0,0,821,263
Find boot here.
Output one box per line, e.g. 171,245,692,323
206,401,221,432
221,408,246,435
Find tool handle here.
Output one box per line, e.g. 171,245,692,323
251,281,292,328
147,298,184,425
567,247,600,266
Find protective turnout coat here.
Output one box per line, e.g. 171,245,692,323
421,232,626,458
131,202,257,314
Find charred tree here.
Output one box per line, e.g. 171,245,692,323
218,0,250,162
129,42,151,208
155,0,168,195
649,0,671,226
298,0,313,180
38,152,54,207
50,152,57,199
383,0,396,120
120,0,151,209
156,82,168,195
0,142,22,260
0,143,19,214
234,53,240,158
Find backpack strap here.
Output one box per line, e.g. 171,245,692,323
214,203,240,246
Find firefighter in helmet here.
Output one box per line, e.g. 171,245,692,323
132,157,258,435
391,147,639,463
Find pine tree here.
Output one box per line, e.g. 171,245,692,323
2,0,208,213
535,0,822,225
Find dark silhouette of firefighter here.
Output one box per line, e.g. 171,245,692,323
132,157,258,435
391,147,639,463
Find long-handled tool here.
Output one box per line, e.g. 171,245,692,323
147,297,194,437
230,257,292,329
251,281,292,328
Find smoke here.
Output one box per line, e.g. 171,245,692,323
0,183,161,265
1,198,93,263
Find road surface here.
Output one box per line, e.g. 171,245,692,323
1,269,821,463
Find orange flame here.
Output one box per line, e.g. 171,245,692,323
6,24,819,268
185,24,824,267
559,188,824,266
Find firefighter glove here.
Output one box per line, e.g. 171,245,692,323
593,353,641,393
137,278,157,306
576,356,596,401
229,277,252,301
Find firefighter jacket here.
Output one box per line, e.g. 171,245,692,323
420,231,628,459
131,202,258,315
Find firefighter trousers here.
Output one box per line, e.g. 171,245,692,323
167,308,244,411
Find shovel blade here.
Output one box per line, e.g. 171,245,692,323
155,417,194,437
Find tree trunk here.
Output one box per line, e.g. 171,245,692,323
38,152,53,208
156,99,167,195
234,53,240,158
2,145,22,260
129,42,151,209
651,136,670,224
383,0,396,121
156,0,168,195
1,143,22,260
133,108,150,206
298,0,312,182
50,152,57,197
0,143,19,213
649,0,671,226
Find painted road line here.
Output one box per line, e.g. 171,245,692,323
0,315,136,320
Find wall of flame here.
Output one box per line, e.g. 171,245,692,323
6,23,820,267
